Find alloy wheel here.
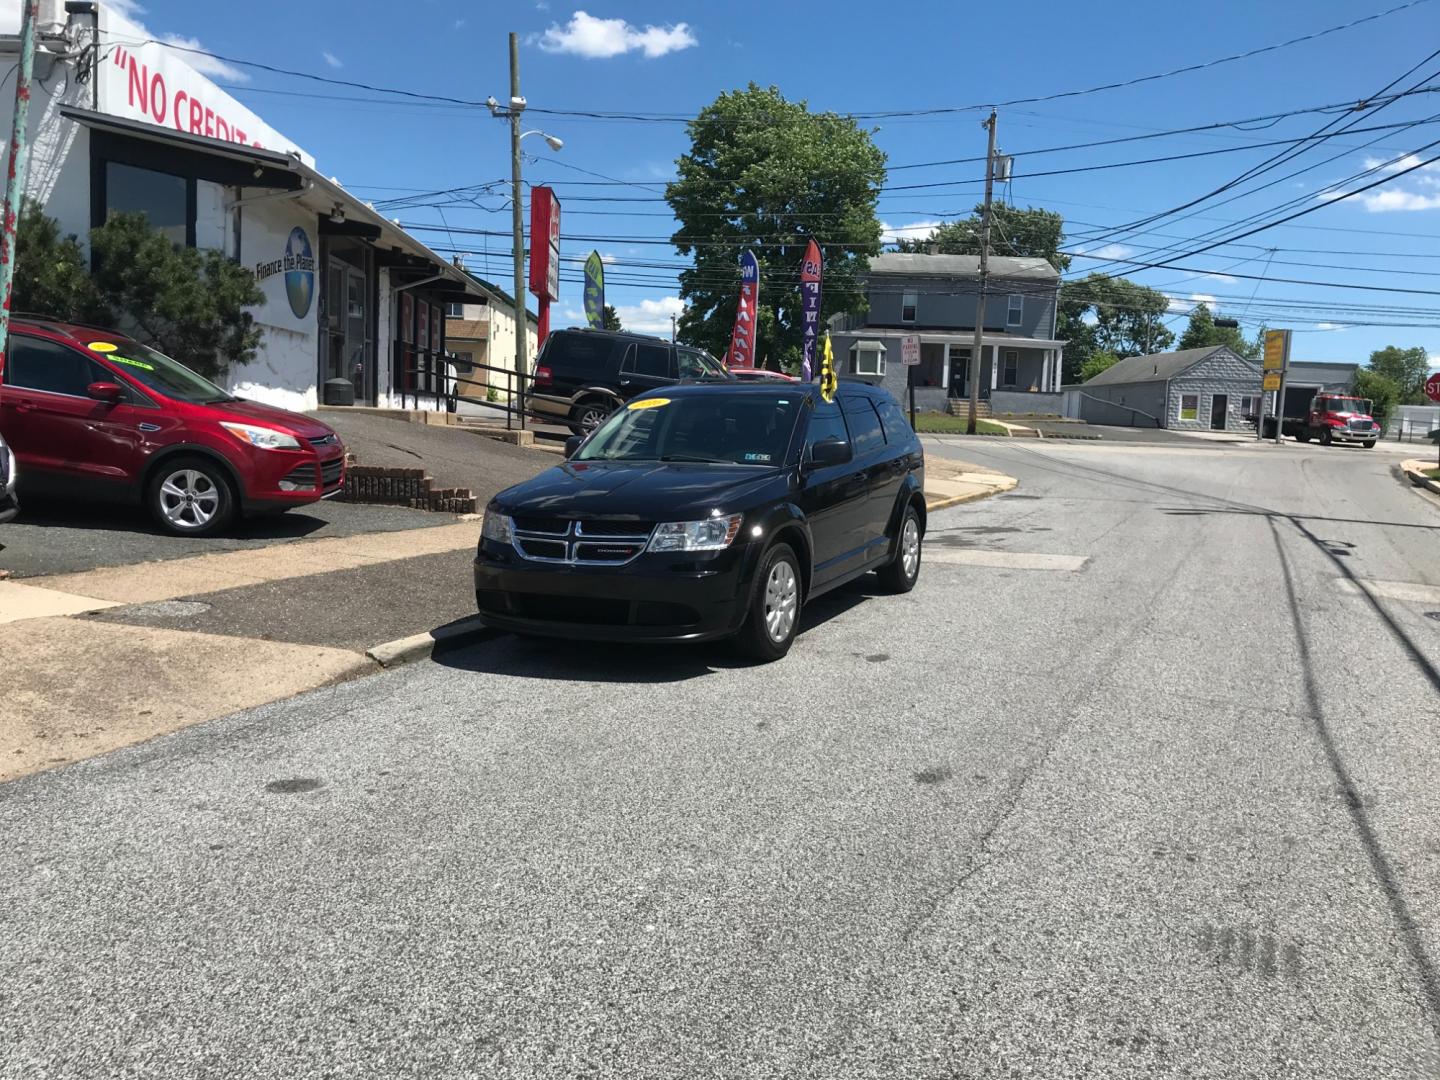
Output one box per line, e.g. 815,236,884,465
901,516,921,580
764,559,798,642
158,468,221,530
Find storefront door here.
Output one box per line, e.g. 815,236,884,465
323,256,373,404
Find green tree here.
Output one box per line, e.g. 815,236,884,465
12,199,93,320
1177,303,1258,359
1057,273,1173,382
899,204,1070,272
666,84,886,362
13,206,263,381
1080,350,1121,382
602,304,621,331
1354,367,1401,426
1366,345,1429,403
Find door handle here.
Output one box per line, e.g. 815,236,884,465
14,401,35,413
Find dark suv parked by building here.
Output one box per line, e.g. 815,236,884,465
475,381,926,661
529,328,730,435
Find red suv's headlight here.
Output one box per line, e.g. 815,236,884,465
219,421,302,450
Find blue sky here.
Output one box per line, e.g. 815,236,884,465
127,0,1440,366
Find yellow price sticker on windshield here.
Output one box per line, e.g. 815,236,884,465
87,342,119,353
627,398,670,410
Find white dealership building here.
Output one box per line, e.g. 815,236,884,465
0,0,487,412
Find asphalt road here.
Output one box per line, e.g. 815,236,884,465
0,497,459,578
4,437,1440,1078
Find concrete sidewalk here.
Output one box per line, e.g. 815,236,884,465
1,449,1016,784
924,458,1018,509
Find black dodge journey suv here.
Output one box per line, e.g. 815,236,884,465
475,380,925,661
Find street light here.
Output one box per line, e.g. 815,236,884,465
487,34,564,430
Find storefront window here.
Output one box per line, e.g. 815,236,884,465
105,162,188,246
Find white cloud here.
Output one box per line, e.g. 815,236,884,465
1080,311,1099,327
1356,188,1440,212
535,11,697,59
1316,322,1347,331
1202,273,1237,284
1166,293,1217,314
600,252,618,264
536,1,551,8
613,296,684,334
879,219,942,245
454,18,467,29
1362,154,1440,175
322,50,342,69
1077,242,1134,261
156,33,249,82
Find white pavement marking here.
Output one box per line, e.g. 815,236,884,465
0,581,120,624
1336,578,1440,605
926,550,1089,572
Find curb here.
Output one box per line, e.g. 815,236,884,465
1398,463,1440,494
925,480,1017,513
366,614,495,668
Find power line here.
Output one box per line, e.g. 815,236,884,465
107,1,1430,124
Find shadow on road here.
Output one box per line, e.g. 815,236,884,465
11,498,330,540
431,577,878,683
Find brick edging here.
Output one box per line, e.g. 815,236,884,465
339,460,480,514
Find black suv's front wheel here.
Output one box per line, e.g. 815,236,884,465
735,542,802,661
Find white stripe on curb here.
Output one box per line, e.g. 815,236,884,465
365,615,494,668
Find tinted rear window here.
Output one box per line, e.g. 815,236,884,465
841,396,885,456
541,334,615,371
876,399,912,442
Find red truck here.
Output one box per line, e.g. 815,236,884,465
1268,392,1380,448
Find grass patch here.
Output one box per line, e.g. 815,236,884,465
1424,467,1440,480
913,414,1009,436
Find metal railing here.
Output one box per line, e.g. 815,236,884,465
398,354,568,430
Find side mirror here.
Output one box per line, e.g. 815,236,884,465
564,435,584,459
87,381,125,403
809,436,851,468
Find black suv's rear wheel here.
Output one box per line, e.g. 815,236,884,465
877,503,922,593
735,543,802,662
569,399,615,437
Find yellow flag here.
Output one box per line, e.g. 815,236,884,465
819,331,837,403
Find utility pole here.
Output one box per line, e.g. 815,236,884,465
508,31,527,432
966,111,997,436
671,313,676,343
0,0,39,385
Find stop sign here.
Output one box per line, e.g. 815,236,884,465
1427,371,1440,403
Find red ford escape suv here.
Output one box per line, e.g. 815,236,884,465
0,318,345,536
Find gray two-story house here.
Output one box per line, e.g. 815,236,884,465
829,252,1065,412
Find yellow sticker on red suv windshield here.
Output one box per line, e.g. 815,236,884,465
627,397,671,410
87,341,119,353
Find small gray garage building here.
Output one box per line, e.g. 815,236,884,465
1076,346,1263,431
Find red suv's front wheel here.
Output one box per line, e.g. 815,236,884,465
147,457,237,537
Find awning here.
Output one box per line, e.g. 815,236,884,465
60,106,488,303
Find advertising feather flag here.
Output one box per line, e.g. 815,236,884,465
583,250,605,329
819,331,837,403
728,250,760,369
799,239,823,382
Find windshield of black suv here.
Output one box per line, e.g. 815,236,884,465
677,346,727,380
575,392,802,466
98,340,236,404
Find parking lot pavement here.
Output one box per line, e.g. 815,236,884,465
0,497,460,579
3,437,1439,1078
